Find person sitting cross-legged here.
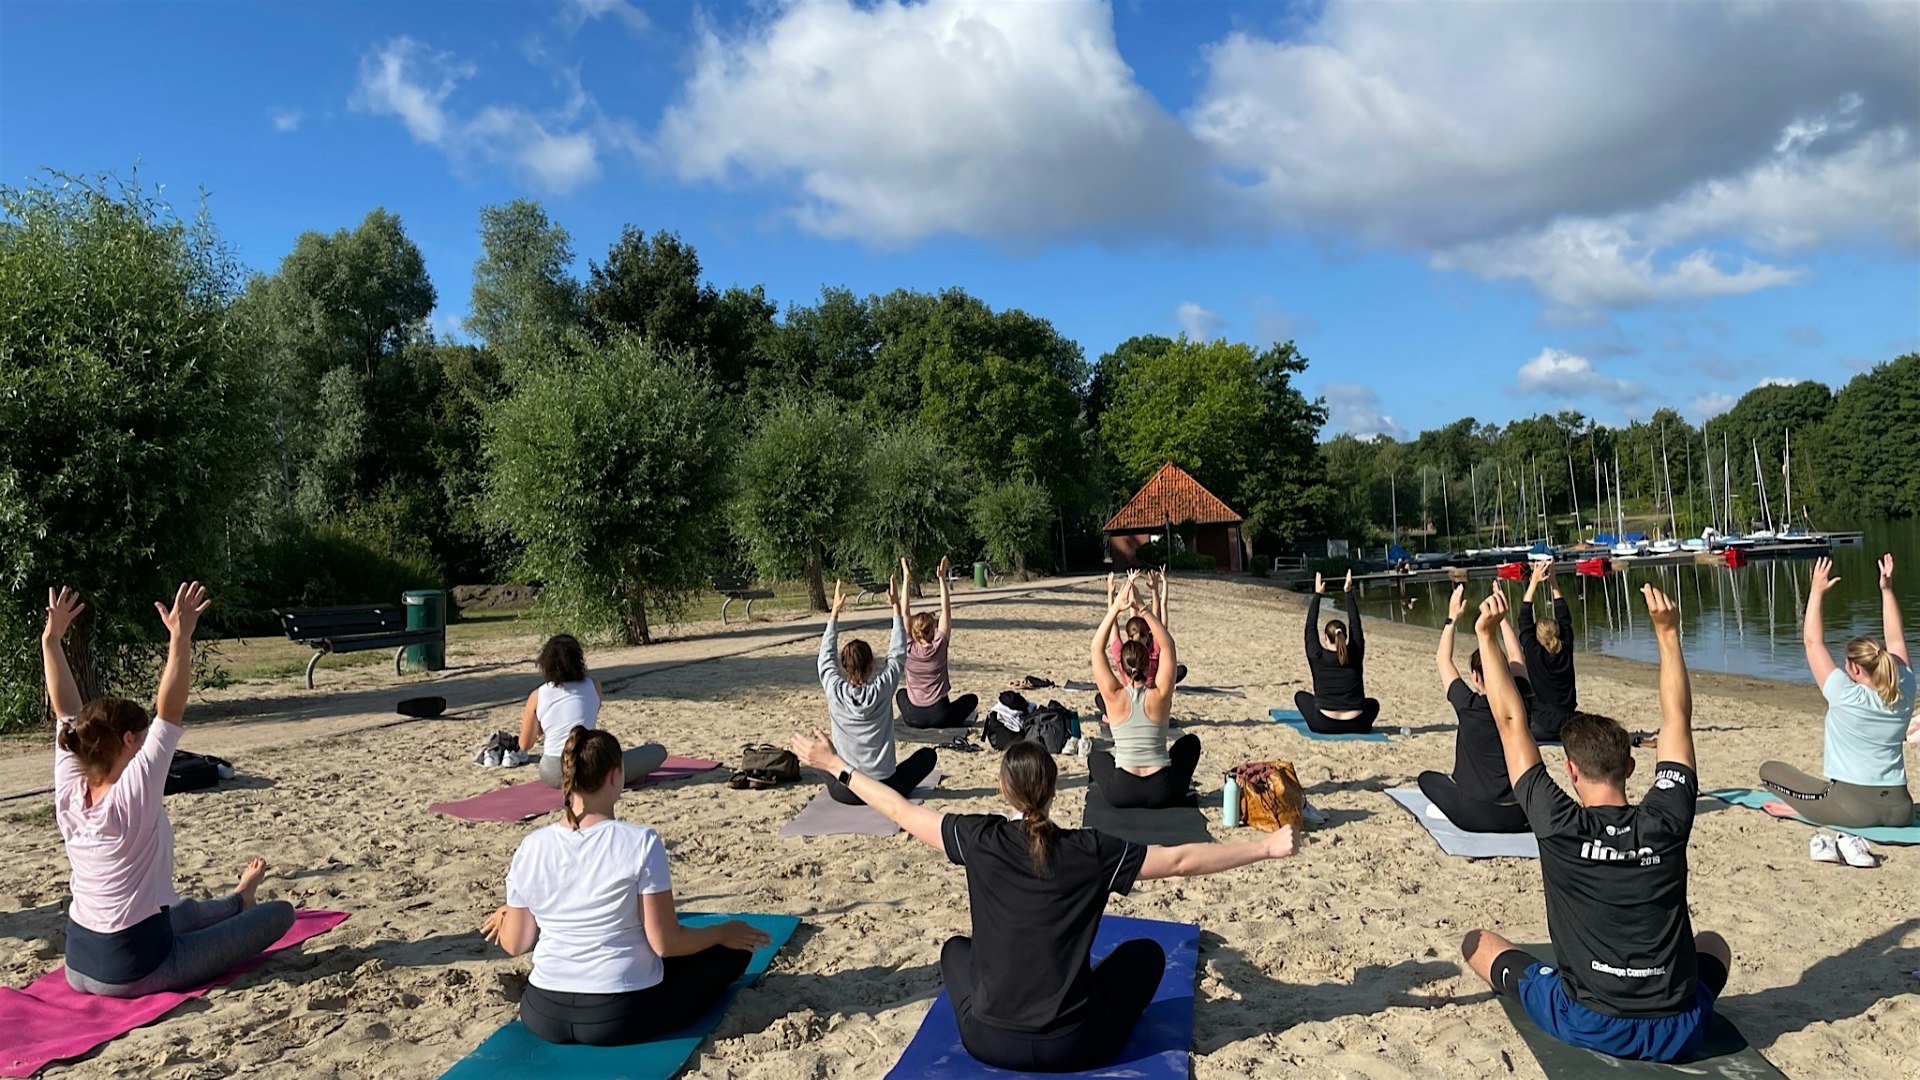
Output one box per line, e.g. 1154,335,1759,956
1460,584,1732,1064
1419,585,1533,833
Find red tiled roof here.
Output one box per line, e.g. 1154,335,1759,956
1102,462,1242,532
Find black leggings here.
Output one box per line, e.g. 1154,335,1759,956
942,934,1163,1072
1295,690,1380,734
827,747,939,806
519,945,752,1046
896,689,979,729
1088,734,1201,809
1418,771,1530,833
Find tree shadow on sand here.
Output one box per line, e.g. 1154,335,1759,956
1722,916,1920,1048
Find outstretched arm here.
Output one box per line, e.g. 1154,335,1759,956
642,891,772,958
1804,559,1840,686
1524,561,1548,603
937,555,953,638
41,587,85,720
792,729,944,849
1475,588,1543,786
1435,586,1465,688
898,559,913,627
1343,575,1363,647
1879,554,1907,666
1644,586,1696,770
1139,826,1297,880
1134,607,1177,704
1090,585,1132,694
153,581,211,725
1499,613,1526,674
1305,592,1323,658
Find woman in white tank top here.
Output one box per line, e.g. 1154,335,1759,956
520,635,668,788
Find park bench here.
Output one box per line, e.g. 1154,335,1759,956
853,574,889,604
275,604,445,689
712,575,774,624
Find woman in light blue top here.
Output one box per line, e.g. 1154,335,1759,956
1760,555,1914,828
1087,572,1198,809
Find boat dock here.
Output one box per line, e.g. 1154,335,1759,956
1297,539,1834,591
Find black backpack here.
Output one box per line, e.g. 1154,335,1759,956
164,751,225,795
1026,701,1074,754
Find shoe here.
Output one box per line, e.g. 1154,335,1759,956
1810,834,1842,864
482,748,503,768
502,750,528,768
1837,834,1876,868
1301,800,1329,826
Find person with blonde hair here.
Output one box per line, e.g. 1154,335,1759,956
1519,561,1578,742
1760,555,1913,846
897,556,978,729
1296,569,1379,734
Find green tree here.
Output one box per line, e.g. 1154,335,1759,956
1814,354,1920,520
1705,379,1834,527
851,422,972,589
481,335,726,645
730,395,868,611
970,474,1054,581
466,199,581,379
0,174,264,728
584,227,712,354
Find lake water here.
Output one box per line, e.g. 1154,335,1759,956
1347,518,1920,683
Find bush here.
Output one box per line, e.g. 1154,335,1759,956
221,524,442,636
730,395,867,611
1170,552,1215,571
970,474,1054,581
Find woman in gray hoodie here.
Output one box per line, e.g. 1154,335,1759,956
819,578,938,805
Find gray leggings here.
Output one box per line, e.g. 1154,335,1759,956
1760,761,1915,829
67,895,296,997
539,743,668,788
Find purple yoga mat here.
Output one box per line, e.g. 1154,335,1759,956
1,909,350,1078
778,772,944,837
430,756,722,822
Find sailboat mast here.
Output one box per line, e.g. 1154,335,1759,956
1784,428,1793,525
1723,430,1733,533
1567,448,1582,540
1751,439,1771,530
1471,463,1480,545
1660,426,1677,538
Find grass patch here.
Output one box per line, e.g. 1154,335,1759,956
206,609,538,683
4,803,54,828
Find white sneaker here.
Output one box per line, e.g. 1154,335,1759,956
1810,834,1842,864
502,750,528,768
1837,834,1876,868
1301,799,1329,825
1079,736,1095,756
482,748,502,768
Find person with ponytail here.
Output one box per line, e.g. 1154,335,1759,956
1296,569,1381,734
1519,560,1578,742
819,576,935,805
1088,571,1199,809
788,734,1297,1073
44,583,296,997
897,556,979,729
1101,571,1187,689
1759,555,1914,833
482,727,772,1046
519,634,667,788
1422,585,1534,833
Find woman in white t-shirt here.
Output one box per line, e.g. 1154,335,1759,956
519,634,666,789
44,583,295,997
481,728,771,1045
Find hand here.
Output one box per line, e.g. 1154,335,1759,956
938,555,950,579
830,580,846,616
1314,572,1326,595
1109,586,1135,615
1342,569,1354,592
900,556,911,582
790,728,842,773
1476,587,1509,635
1879,553,1895,590
155,581,211,639
1642,584,1679,634
1447,584,1467,621
481,905,510,945
1531,560,1552,584
1809,558,1839,596
1264,825,1299,859
887,573,900,608
43,586,84,642
715,918,774,953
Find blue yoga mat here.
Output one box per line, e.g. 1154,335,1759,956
1704,788,1920,845
1269,709,1390,742
884,915,1198,1080
439,913,800,1080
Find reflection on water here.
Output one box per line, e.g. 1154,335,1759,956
1349,519,1920,683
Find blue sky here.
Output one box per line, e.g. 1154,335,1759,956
3,0,1916,438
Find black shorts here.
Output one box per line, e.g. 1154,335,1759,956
1489,949,1729,1000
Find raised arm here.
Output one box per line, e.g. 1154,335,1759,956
152,581,210,725
898,559,913,627
1524,560,1548,603
1879,554,1907,666
41,587,85,720
1643,585,1695,771
1133,606,1177,706
1474,588,1543,786
1342,572,1363,647
1139,825,1296,879
1803,558,1840,686
936,555,953,638
1498,611,1526,674
792,728,944,849
818,582,848,690
1091,588,1131,694
1154,570,1169,626
1305,590,1323,658
1435,585,1465,688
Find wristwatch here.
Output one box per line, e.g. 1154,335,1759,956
1443,617,1454,626
837,767,853,787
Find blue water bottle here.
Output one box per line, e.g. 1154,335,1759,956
1222,771,1241,828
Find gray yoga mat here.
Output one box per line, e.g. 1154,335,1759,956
778,772,943,837
1386,788,1539,859
1082,785,1212,846
1065,679,1244,698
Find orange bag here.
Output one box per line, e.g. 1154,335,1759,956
1233,759,1304,833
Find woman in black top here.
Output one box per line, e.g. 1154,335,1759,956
788,734,1297,1072
1519,562,1577,742
1298,570,1380,734
1420,585,1532,833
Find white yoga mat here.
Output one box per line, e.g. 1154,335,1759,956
1386,788,1538,859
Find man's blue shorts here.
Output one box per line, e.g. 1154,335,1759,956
1515,961,1720,1062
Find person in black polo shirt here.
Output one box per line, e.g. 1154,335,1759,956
1297,569,1379,734
1460,584,1732,1063
1519,561,1578,742
1419,585,1532,833
788,734,1297,1073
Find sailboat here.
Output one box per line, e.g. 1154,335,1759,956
1651,427,1682,553
1610,453,1649,557
1747,439,1777,541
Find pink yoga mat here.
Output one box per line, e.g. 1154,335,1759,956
429,756,722,822
1,908,349,1078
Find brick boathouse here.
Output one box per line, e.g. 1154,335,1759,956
1102,462,1245,573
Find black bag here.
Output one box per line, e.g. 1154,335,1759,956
729,744,801,789
983,709,1023,751
997,690,1031,714
1027,701,1074,754
164,751,223,795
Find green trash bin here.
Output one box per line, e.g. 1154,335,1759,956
973,561,989,589
402,589,447,672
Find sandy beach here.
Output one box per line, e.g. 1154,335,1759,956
1,575,1912,1079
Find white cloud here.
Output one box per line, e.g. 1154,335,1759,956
1320,382,1403,439
1688,391,1737,421
561,0,649,37
1437,223,1805,314
1757,376,1799,388
1514,348,1645,403
1174,301,1224,340
270,108,302,133
350,37,603,194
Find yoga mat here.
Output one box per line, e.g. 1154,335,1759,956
1081,787,1211,846
430,757,722,822
1063,680,1241,698
1496,944,1784,1079
439,913,799,1080
1,909,349,1078
1268,709,1390,743
1385,788,1538,859
1703,788,1920,845
778,772,944,837
884,914,1199,1080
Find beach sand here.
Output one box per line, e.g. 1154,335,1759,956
1,575,1913,1079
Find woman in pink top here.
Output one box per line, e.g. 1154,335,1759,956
896,557,978,729
1103,572,1187,689
45,582,294,997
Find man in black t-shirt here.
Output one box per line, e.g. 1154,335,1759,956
1419,585,1532,833
1459,585,1732,1063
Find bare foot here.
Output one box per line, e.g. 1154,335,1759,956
236,857,269,909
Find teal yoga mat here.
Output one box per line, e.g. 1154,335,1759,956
1496,944,1784,1079
1704,788,1920,845
439,913,799,1080
1268,709,1390,742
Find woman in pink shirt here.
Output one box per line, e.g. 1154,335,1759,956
1103,571,1187,689
896,557,978,729
45,582,294,997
